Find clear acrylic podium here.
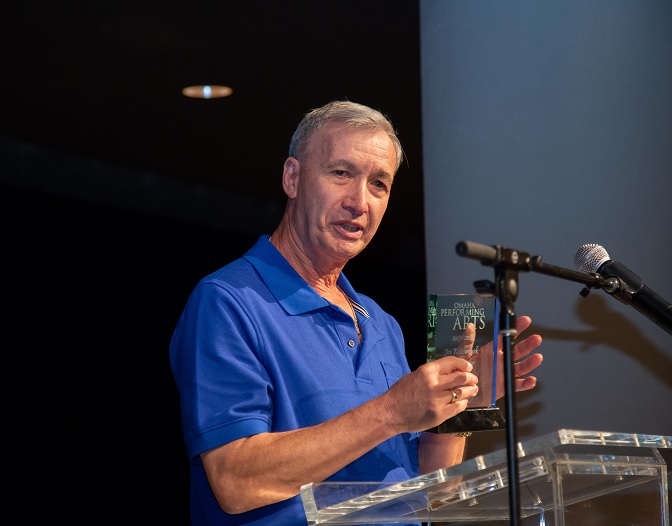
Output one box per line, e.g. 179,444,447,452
301,429,671,525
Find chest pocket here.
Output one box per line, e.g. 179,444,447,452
380,361,403,389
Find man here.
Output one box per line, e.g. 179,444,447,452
169,101,543,525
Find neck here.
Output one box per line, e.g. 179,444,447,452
269,229,345,293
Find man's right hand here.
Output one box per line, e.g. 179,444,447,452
380,355,479,434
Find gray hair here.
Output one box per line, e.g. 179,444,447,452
288,100,404,172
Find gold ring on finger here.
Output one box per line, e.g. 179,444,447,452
450,389,459,404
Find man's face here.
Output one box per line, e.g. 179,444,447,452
286,120,397,267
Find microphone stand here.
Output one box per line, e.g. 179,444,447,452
455,241,612,526
495,262,522,526
471,251,523,526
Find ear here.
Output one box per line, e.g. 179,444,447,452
282,157,300,198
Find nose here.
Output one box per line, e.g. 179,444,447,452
343,179,368,215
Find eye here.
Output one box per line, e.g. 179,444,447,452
334,170,348,177
372,179,390,192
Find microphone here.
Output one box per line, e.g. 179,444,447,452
574,244,672,335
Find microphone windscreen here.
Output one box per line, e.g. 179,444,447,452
574,243,610,273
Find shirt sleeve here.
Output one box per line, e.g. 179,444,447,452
169,280,273,461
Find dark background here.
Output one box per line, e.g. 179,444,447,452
2,2,426,522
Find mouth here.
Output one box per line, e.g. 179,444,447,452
337,222,363,235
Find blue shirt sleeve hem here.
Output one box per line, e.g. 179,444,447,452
187,418,271,460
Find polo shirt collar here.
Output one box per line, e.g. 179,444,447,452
243,235,360,316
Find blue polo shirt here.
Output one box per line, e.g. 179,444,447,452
169,236,419,525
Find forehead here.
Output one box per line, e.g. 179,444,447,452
309,121,396,168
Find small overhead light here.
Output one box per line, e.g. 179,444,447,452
182,85,233,99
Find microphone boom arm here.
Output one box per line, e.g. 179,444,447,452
456,240,615,291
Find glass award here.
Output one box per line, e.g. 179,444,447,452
427,293,505,433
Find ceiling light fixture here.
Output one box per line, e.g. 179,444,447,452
182,85,233,99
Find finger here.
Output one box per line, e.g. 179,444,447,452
448,384,479,405
494,316,533,352
513,315,532,338
432,355,474,374
514,376,538,392
514,353,544,377
512,334,543,360
455,322,476,358
442,371,479,394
